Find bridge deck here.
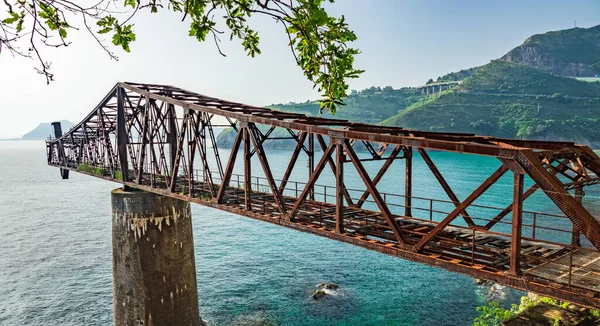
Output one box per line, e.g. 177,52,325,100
211,179,600,293
219,182,569,274
526,248,600,292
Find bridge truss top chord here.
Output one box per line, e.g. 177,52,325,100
47,82,600,308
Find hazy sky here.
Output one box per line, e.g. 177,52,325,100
0,0,598,138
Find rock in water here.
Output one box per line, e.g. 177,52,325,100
324,283,339,290
475,278,490,285
312,290,326,300
312,282,340,300
317,282,339,290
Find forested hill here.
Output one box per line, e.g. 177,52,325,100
269,86,424,124
380,60,600,147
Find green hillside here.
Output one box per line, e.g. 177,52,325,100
381,60,600,146
436,66,480,82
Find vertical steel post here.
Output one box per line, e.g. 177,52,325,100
167,103,178,172
335,138,345,234
471,228,476,265
116,88,129,181
405,146,413,217
308,133,315,200
572,186,583,247
532,212,537,239
51,121,69,179
201,113,208,183
136,95,150,184
244,127,252,210
510,172,524,276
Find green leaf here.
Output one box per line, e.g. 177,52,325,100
124,0,137,8
59,28,67,38
2,12,20,24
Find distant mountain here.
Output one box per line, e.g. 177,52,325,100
21,120,74,140
501,25,600,77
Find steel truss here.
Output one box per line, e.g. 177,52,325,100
47,82,600,307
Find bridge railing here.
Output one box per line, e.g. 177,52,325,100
190,168,578,248
56,159,579,249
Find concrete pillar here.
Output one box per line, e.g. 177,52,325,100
111,187,202,326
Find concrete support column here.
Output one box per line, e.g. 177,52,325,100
112,187,202,326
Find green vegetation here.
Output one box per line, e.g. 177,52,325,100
475,295,600,326
436,66,481,82
2,0,362,112
77,163,105,176
474,301,518,326
270,86,424,123
381,60,600,146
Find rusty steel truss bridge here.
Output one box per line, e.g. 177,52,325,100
47,82,600,308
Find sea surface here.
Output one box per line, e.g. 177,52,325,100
3,140,597,325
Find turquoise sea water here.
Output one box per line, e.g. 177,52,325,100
4,140,594,325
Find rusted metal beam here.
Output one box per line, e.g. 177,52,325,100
510,172,524,276
484,185,539,230
418,148,475,227
278,131,307,195
483,160,569,230
136,95,150,184
248,123,286,215
405,146,413,217
244,127,252,210
190,111,216,197
169,110,189,192
336,139,345,234
355,145,402,208
288,142,336,221
572,186,583,247
316,134,354,206
415,165,508,252
216,128,243,203
167,103,178,171
116,88,130,181
308,133,315,200
344,140,406,246
206,116,224,180
518,150,600,250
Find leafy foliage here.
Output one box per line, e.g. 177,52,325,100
0,0,362,112
473,301,518,326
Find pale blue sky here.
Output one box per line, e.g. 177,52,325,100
0,0,598,138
